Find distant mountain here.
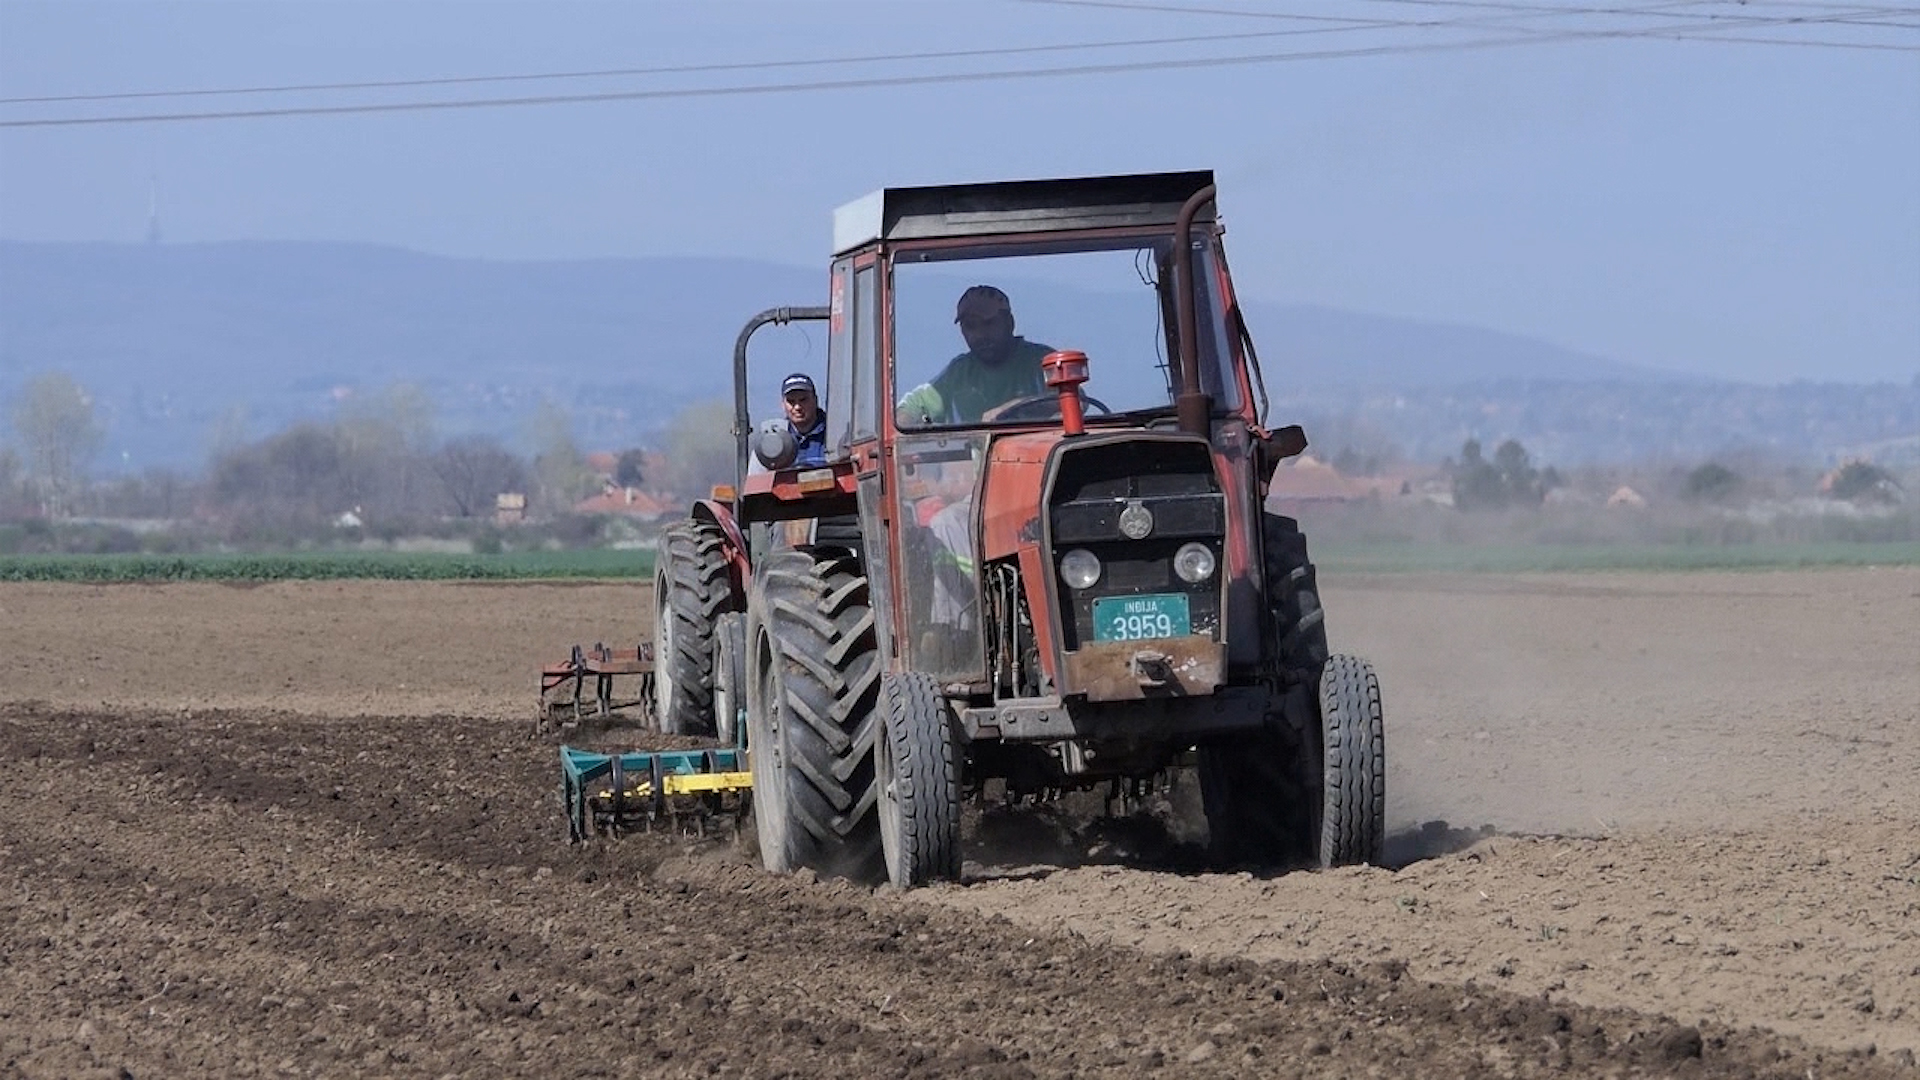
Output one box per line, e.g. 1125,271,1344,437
1253,303,1689,389
0,239,1805,472
0,241,830,394
0,241,833,469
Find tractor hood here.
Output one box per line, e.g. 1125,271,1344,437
978,429,1224,564
977,431,1065,563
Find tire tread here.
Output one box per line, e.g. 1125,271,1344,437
748,546,883,881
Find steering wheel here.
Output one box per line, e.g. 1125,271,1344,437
987,392,1113,423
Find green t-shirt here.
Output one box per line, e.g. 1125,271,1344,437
898,338,1056,425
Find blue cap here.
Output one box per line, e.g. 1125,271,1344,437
781,373,816,396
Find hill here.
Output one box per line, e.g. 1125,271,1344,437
5,240,1907,471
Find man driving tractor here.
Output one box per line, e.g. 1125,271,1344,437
896,285,1056,426
893,285,1063,641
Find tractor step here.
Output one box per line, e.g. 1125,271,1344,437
560,745,751,842
537,643,655,735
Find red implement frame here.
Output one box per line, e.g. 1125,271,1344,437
537,642,656,733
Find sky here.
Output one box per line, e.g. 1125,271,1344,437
1,0,1916,386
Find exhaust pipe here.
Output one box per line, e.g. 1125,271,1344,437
1172,184,1216,437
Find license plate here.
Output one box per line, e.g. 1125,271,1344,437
1092,593,1191,642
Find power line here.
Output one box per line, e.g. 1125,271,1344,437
1030,0,1916,18
1030,0,1920,31
1361,0,1920,32
1034,0,1920,30
3,0,1905,107
0,25,1410,107
0,0,1663,108
2,6,1910,130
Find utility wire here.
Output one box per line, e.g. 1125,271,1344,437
1029,0,1919,30
1361,0,1920,30
0,25,1410,106
1034,0,1920,30
1,6,1910,129
0,0,1680,107
2,0,1903,107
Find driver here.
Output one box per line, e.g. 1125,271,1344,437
896,285,1055,426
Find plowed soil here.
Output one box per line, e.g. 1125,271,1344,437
2,567,1916,1078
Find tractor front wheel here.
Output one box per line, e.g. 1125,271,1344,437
1315,654,1385,866
745,546,884,882
877,672,962,888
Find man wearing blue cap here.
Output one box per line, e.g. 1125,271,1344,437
781,372,829,467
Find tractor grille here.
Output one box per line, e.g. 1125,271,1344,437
1047,437,1224,652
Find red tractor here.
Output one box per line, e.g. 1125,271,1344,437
651,170,1385,888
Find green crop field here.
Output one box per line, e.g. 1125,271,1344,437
0,549,655,583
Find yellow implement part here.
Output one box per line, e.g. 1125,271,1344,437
661,771,754,795
594,771,753,801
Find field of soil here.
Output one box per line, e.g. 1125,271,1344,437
2,565,1916,1078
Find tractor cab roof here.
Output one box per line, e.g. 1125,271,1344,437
831,169,1217,256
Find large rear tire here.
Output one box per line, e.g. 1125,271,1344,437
1265,514,1328,684
653,519,734,736
1199,513,1333,868
1198,714,1315,868
877,672,962,888
745,546,884,882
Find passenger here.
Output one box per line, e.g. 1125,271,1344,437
896,285,1055,426
780,372,829,467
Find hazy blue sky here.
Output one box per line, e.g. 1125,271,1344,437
2,0,1916,384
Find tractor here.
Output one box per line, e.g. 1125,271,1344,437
649,170,1385,888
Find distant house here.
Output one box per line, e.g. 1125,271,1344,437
576,449,674,520
573,485,671,520
495,492,527,526
1606,485,1647,509
1266,455,1432,514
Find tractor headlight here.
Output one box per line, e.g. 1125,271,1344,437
1173,541,1217,584
1059,548,1103,590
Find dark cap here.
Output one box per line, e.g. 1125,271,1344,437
954,285,1011,323
781,372,816,397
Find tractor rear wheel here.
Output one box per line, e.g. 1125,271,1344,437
877,671,962,888
1198,513,1332,868
1265,513,1329,684
745,546,884,882
653,519,734,736
712,612,747,749
1198,717,1314,868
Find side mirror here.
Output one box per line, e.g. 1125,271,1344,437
1254,424,1308,489
753,419,798,470
1267,424,1308,460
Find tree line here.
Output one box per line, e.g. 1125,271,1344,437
1,372,742,541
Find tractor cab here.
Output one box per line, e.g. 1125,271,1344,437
818,171,1278,693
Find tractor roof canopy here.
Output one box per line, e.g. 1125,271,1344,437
832,170,1217,255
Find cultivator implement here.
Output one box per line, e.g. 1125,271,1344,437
537,643,655,734
560,746,752,842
